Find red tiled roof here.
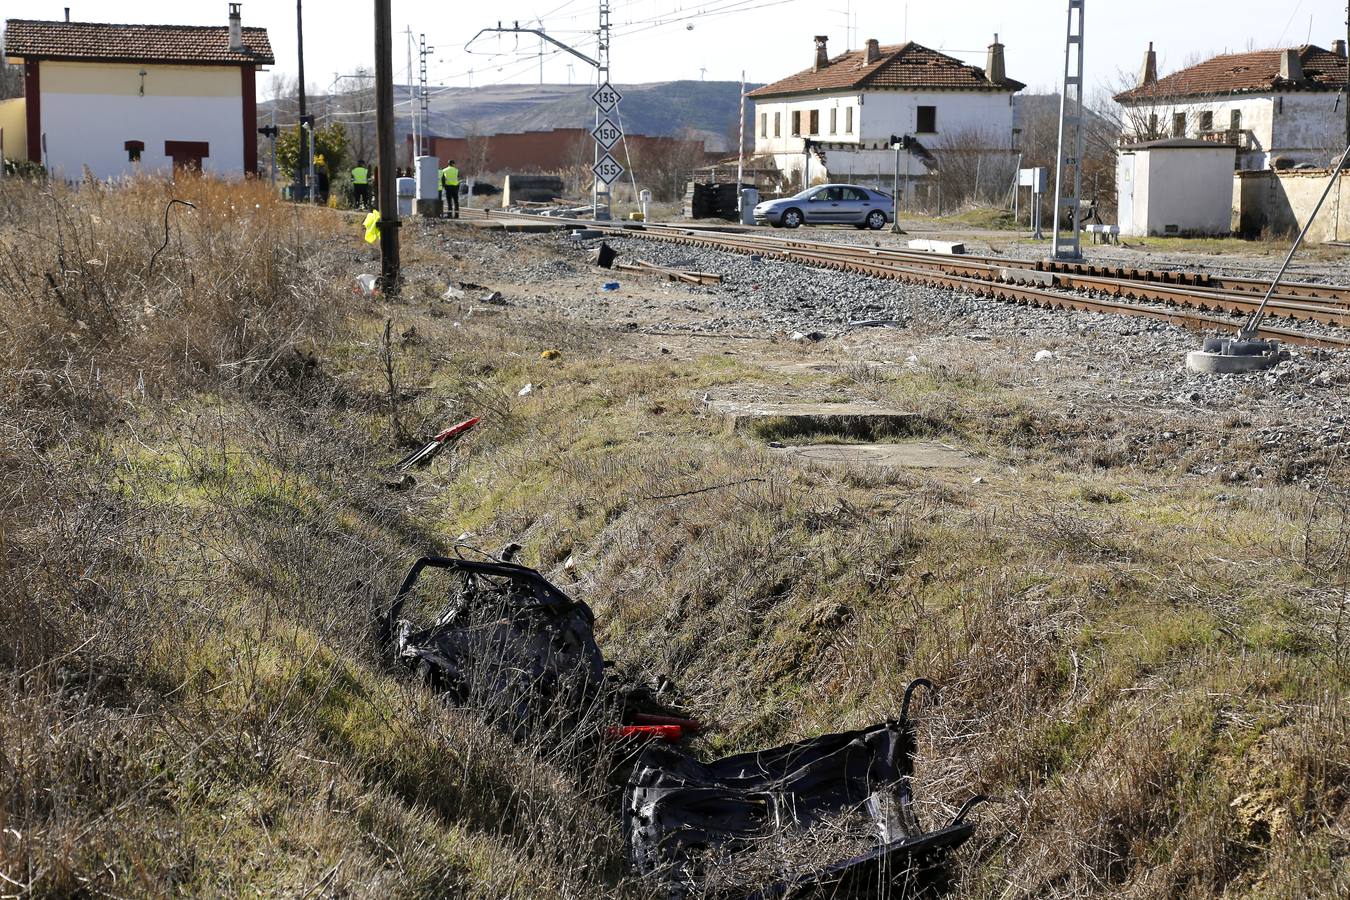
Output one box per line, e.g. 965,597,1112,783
3,18,274,66
747,42,1023,99
1116,45,1347,101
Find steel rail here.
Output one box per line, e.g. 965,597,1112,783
459,209,1350,350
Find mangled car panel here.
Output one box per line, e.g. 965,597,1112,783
383,556,606,734
624,680,984,897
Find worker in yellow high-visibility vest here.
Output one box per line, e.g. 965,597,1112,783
351,160,371,209
439,160,460,219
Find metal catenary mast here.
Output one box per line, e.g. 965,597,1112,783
595,0,611,219
1051,0,1086,261
419,33,434,155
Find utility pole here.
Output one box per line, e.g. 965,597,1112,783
1344,3,1349,148
406,27,416,167
375,0,400,290
295,0,308,200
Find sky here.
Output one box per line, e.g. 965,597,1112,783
8,0,1347,98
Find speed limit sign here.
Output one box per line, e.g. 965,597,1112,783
592,117,623,151
592,153,625,185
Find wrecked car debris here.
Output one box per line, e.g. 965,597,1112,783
395,416,480,470
625,679,985,898
382,556,606,737
382,555,699,742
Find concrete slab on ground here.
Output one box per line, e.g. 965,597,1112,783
707,399,919,435
460,218,567,233
776,441,979,471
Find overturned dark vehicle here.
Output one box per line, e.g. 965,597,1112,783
381,556,607,737
625,680,985,898
380,556,696,742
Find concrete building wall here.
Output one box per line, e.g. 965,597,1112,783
38,60,245,179
1118,146,1235,236
754,89,1015,185
1120,92,1343,171
1271,92,1344,167
1235,168,1350,241
0,97,26,161
415,129,705,177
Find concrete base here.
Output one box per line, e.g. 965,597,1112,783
777,441,978,471
1185,349,1279,374
999,268,1054,286
416,198,442,217
707,400,918,437
907,239,966,255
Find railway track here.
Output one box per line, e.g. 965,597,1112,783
461,208,1350,351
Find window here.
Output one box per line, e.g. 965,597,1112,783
916,105,937,134
1172,113,1186,137
845,106,853,134
808,109,819,135
842,187,868,201
760,113,767,138
1230,109,1242,132
791,111,802,136
1199,111,1214,132
124,140,144,162
830,108,837,135
774,112,781,137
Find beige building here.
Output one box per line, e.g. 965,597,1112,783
1,5,273,178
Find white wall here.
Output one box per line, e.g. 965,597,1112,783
1118,94,1286,170
1272,92,1344,167
753,88,1016,186
39,61,244,180
1121,147,1236,236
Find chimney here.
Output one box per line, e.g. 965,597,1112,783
864,38,881,65
64,7,70,21
1335,39,1348,58
986,33,1006,84
1138,42,1157,88
813,35,829,72
228,3,244,52
1279,48,1304,83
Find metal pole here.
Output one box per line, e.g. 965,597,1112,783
307,125,317,204
1239,143,1350,340
735,70,746,216
296,0,308,199
375,0,400,290
407,28,416,168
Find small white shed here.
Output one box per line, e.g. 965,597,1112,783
1117,139,1237,237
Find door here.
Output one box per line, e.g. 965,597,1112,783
1117,152,1135,235
164,140,209,175
806,186,844,223
838,186,871,223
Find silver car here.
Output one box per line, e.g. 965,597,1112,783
753,184,893,230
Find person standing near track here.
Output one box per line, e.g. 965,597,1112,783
439,159,460,219
351,160,371,209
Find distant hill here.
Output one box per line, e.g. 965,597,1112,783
265,81,757,153
420,80,754,152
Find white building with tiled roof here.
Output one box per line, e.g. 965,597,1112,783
1114,42,1349,171
748,34,1024,190
1,4,274,178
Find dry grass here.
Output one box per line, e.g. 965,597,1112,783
2,177,1348,897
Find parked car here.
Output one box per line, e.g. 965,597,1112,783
754,184,893,229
